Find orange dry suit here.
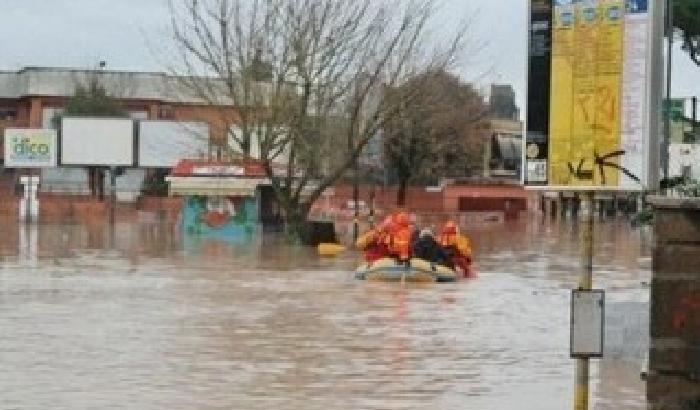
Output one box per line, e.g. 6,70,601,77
389,212,412,261
438,221,473,276
356,216,393,263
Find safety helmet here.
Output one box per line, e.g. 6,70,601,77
394,211,410,228
419,228,434,238
442,220,458,235
378,215,393,231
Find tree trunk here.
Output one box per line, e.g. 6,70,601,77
283,202,311,244
397,177,408,207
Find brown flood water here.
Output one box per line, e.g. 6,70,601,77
0,218,650,409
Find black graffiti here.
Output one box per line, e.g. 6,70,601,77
567,150,641,184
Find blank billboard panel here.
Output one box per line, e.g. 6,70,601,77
61,118,134,166
138,121,209,167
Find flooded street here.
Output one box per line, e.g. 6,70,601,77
0,218,650,410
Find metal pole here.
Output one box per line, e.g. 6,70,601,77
353,159,359,242
24,178,30,224
574,191,594,410
693,96,697,142
662,0,673,183
109,166,117,226
369,170,376,228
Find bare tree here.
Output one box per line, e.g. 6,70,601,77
168,0,468,237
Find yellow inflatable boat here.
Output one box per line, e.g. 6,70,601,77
354,257,458,283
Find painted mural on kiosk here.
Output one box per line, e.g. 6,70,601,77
182,195,258,239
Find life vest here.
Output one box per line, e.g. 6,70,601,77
439,221,472,258
389,211,411,260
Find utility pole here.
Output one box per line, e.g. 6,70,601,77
693,96,697,142
574,191,595,410
349,114,359,243
109,166,117,226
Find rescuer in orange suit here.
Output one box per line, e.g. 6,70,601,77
389,211,412,265
438,220,474,277
356,215,394,263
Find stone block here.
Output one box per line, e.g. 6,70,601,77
650,280,700,339
654,209,700,244
653,244,700,277
647,373,700,410
650,343,691,374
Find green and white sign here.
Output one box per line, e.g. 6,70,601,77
4,129,57,168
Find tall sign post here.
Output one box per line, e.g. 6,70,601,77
526,1,664,409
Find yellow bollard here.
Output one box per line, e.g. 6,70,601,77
317,243,346,257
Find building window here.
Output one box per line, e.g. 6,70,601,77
682,166,692,180
0,109,17,121
159,105,174,119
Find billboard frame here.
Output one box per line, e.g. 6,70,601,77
136,119,210,168
58,116,136,167
524,0,663,192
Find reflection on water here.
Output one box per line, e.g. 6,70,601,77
0,217,650,409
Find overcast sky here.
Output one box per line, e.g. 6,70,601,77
1,0,699,115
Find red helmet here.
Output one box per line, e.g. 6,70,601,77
378,216,394,232
394,211,410,228
442,220,458,235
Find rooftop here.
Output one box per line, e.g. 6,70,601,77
0,66,226,105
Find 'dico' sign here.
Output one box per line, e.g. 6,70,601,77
3,129,57,168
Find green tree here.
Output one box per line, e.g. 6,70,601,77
63,78,126,117
674,0,700,66
382,70,488,206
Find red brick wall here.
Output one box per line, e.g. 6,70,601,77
36,195,184,224
321,184,531,214
648,200,700,408
137,196,184,224
0,196,18,220
322,185,444,213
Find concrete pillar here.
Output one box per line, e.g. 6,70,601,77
647,197,700,410
148,104,159,120
483,134,492,178
28,98,42,128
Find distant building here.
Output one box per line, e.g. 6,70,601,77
0,66,237,145
0,66,242,197
489,84,520,122
484,84,523,180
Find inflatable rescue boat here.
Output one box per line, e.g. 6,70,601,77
355,257,459,283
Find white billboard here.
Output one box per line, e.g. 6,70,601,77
61,117,134,166
138,121,209,167
4,128,57,168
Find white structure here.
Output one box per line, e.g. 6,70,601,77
18,175,40,222
669,144,700,180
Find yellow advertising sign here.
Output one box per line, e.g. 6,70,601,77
549,2,575,185
549,0,625,187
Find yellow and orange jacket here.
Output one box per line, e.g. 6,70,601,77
356,229,379,250
438,233,473,259
389,227,412,260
